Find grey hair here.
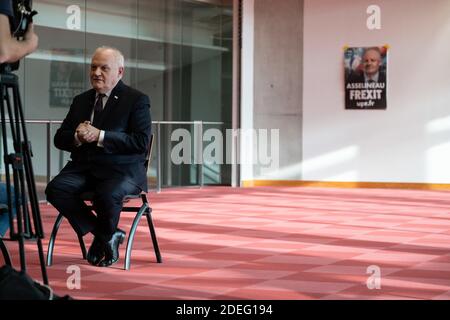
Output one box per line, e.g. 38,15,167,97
93,46,125,68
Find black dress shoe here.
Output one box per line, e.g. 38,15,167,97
98,229,126,267
87,236,105,266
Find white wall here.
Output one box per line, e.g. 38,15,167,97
241,0,450,184
240,0,303,182
303,0,450,183
240,0,255,181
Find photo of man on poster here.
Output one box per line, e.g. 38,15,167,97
344,46,388,109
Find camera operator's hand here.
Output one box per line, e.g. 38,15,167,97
23,23,38,55
0,15,39,64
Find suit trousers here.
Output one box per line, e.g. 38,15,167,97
45,161,141,242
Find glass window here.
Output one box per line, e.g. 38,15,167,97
14,0,234,197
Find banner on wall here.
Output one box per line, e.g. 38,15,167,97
49,49,84,108
344,45,388,110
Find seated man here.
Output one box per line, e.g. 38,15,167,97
45,46,152,267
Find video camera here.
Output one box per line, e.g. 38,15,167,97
11,0,37,39
1,0,38,71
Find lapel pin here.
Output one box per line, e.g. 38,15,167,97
114,95,118,99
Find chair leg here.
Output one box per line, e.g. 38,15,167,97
46,212,64,266
0,238,12,266
140,193,162,263
124,203,148,270
77,233,87,260
47,213,87,265
145,208,162,263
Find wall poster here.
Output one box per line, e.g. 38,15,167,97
344,45,388,109
49,49,85,108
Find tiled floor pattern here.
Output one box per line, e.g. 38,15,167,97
3,186,450,300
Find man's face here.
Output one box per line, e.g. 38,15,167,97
362,49,381,77
90,49,123,93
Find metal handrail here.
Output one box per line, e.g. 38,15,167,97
9,120,226,125
3,120,227,193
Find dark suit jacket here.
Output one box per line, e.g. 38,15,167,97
54,80,151,191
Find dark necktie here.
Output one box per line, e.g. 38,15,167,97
93,93,106,127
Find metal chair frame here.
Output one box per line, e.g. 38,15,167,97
46,134,162,270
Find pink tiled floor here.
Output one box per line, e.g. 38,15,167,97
3,186,450,300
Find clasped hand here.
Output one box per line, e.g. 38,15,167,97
76,121,100,143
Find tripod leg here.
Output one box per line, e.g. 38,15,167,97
2,82,27,273
14,83,48,284
0,238,12,266
36,238,48,284
21,142,48,283
1,74,49,284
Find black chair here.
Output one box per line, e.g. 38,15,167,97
46,134,162,270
